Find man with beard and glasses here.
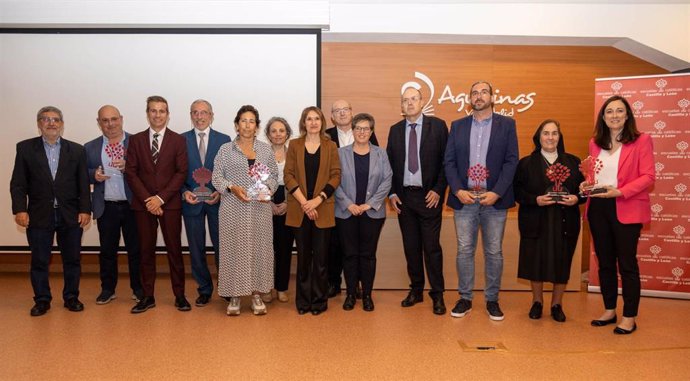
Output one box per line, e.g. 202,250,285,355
444,81,518,321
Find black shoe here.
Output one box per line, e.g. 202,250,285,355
486,301,504,321
342,294,356,311
30,301,50,316
529,301,543,319
362,295,374,312
432,297,446,315
195,294,211,307
613,323,637,335
133,290,145,303
591,315,617,327
64,298,84,312
311,308,326,316
131,296,156,314
327,284,341,298
355,285,363,300
450,299,472,318
401,291,423,307
96,291,116,305
175,296,192,311
551,304,566,322
297,308,309,315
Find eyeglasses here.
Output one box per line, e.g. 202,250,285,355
470,89,491,97
99,117,121,124
354,126,371,133
38,117,62,123
332,107,351,114
402,96,420,104
191,110,211,117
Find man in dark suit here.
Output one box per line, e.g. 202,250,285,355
10,106,91,316
125,95,190,313
325,99,379,297
387,88,448,315
444,81,519,321
182,99,230,307
85,105,144,305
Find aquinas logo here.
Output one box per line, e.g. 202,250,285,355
400,71,537,117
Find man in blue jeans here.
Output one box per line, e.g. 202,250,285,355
444,81,518,321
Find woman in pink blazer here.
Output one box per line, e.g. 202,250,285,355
584,95,654,335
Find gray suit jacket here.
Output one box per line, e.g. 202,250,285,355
335,143,392,219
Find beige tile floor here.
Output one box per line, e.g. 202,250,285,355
1,272,689,380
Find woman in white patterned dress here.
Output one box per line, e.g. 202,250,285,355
212,105,279,316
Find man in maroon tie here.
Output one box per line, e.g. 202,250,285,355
386,87,449,315
125,95,190,313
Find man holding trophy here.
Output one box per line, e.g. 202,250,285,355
181,100,231,307
444,81,519,321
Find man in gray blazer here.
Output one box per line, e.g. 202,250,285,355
85,105,143,305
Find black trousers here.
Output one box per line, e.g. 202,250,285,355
337,214,385,296
293,218,330,312
398,187,445,298
272,213,294,292
97,201,143,296
588,198,643,317
327,225,344,288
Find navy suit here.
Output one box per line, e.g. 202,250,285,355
84,133,143,298
10,137,91,303
181,128,231,297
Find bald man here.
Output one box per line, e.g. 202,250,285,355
85,105,144,305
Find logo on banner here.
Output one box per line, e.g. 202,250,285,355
656,78,668,91
611,82,623,93
673,225,686,239
650,245,661,258
675,183,688,196
679,99,690,113
400,71,537,117
654,120,667,134
651,204,663,217
678,141,689,155
672,267,684,281
655,162,664,178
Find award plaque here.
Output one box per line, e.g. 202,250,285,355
545,162,571,201
467,164,490,200
579,156,606,196
104,142,125,177
247,162,272,201
192,167,213,201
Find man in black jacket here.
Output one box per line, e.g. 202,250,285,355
10,106,91,316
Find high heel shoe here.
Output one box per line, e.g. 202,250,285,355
591,315,617,327
613,323,637,335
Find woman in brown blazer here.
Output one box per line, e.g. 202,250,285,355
284,106,341,315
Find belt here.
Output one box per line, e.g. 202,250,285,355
105,200,129,205
403,186,423,191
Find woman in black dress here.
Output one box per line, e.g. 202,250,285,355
514,119,584,322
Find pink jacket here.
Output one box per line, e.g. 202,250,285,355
586,133,655,224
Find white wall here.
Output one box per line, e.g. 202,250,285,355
2,1,689,69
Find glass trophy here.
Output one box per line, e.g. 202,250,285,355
579,156,606,196
104,142,124,177
467,164,490,201
247,162,272,201
192,167,213,201
545,162,571,201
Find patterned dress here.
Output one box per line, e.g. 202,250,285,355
212,139,279,297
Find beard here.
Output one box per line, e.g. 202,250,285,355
471,100,492,112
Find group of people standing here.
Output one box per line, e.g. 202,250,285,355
11,84,654,334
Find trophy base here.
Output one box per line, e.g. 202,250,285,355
247,188,271,202
470,189,487,202
546,191,569,202
192,188,212,201
579,187,607,197
103,167,122,178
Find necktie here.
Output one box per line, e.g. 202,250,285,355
152,133,160,164
198,132,206,166
408,123,419,174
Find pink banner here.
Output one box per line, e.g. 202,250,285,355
590,74,690,299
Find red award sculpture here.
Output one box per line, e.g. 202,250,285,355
545,162,571,201
247,162,271,201
104,142,125,177
192,167,213,201
467,164,489,201
579,156,605,196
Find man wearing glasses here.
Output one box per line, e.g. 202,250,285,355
325,99,378,298
11,106,91,316
126,95,190,313
181,99,230,307
84,105,144,305
444,81,518,321
387,88,449,315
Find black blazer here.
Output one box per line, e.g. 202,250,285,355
386,115,448,202
514,151,585,238
325,126,379,147
10,137,91,228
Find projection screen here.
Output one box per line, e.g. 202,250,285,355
0,29,320,251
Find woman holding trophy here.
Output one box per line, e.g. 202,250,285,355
584,95,655,334
514,119,584,322
212,105,279,316
284,106,341,315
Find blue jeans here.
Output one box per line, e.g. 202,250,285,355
183,204,220,296
454,204,507,302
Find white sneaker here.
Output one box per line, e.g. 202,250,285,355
277,291,289,303
251,294,267,315
226,297,240,316
261,291,273,303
